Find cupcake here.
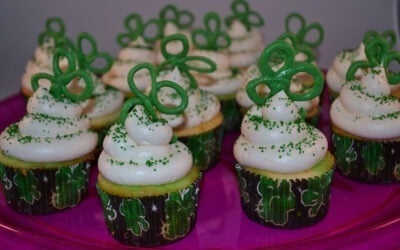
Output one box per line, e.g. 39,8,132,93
157,34,223,171
225,0,265,70
326,29,397,100
330,36,400,184
97,63,201,247
154,4,195,65
0,48,97,214
235,35,321,125
234,40,334,228
190,11,244,132
21,17,72,98
102,13,162,96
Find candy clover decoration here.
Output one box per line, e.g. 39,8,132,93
346,36,400,85
277,32,316,64
31,47,94,102
192,12,231,51
38,17,73,48
159,4,195,30
225,0,264,31
158,34,216,89
363,29,397,50
119,63,188,124
68,32,113,75
116,13,162,47
285,12,324,49
246,40,323,106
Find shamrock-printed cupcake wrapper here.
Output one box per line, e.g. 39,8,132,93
179,124,224,171
235,163,334,229
332,131,400,184
96,175,201,247
219,97,242,132
0,161,92,215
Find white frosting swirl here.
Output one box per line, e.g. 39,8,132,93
98,105,192,185
330,67,400,139
326,43,366,94
226,20,264,68
0,86,98,162
156,68,220,128
234,91,327,173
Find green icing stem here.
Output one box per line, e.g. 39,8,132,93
119,63,188,123
225,0,264,31
346,36,400,85
285,12,324,49
246,39,323,106
192,12,231,51
116,13,162,47
158,34,216,89
31,47,94,102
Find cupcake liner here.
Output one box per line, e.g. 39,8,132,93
220,98,241,132
0,161,92,215
97,177,201,247
179,125,224,171
332,132,400,184
235,164,334,229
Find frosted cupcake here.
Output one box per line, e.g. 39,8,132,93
97,63,200,247
234,40,334,228
0,48,97,214
21,17,72,98
157,34,223,171
154,4,195,65
190,11,244,132
326,30,396,100
235,34,321,125
331,36,400,184
224,0,264,70
102,13,162,95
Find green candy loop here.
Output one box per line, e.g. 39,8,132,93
158,34,216,89
247,40,323,105
31,48,94,102
71,32,113,74
116,13,162,47
346,36,400,85
38,17,73,48
225,0,264,31
285,12,324,49
363,29,397,49
277,32,316,63
119,63,188,123
192,12,231,51
159,4,195,30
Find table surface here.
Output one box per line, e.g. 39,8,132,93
0,91,399,249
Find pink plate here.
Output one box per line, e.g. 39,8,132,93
0,91,399,249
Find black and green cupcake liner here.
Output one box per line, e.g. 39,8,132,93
220,98,242,133
235,164,334,229
0,161,92,215
179,124,224,171
96,177,201,247
332,132,400,184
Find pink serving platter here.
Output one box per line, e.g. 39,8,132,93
0,90,399,249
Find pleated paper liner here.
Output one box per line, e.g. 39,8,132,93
176,113,224,171
217,93,242,133
332,125,400,184
235,152,334,229
0,152,94,215
96,168,201,247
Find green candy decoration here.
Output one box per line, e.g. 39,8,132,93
31,48,94,102
225,0,264,31
277,32,316,63
119,63,188,126
285,12,324,49
117,13,162,47
192,12,231,51
38,17,73,48
346,36,400,85
363,29,397,49
246,39,323,106
159,4,195,30
158,34,216,89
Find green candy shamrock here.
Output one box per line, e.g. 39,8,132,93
285,12,324,49
225,0,264,31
